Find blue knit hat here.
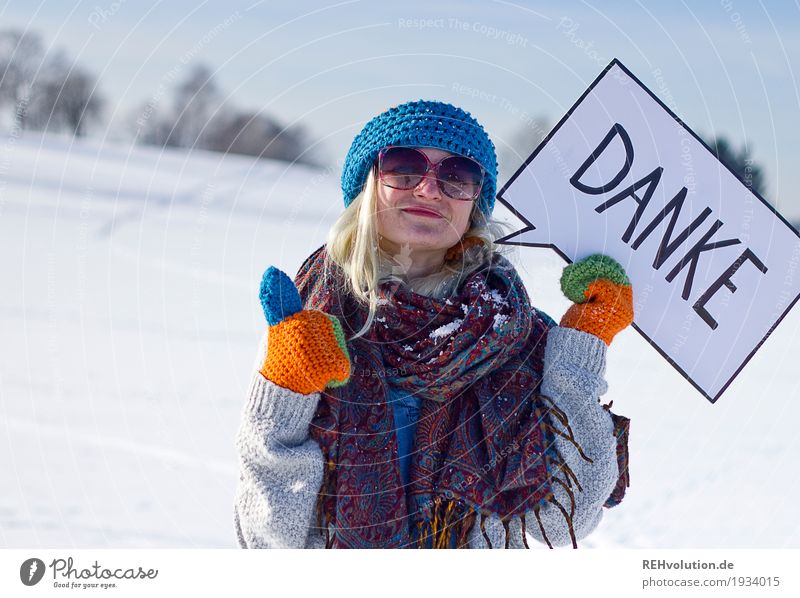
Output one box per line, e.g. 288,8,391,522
341,100,498,216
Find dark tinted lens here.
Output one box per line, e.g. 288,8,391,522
437,156,484,199
379,147,427,189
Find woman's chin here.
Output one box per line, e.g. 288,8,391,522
399,224,461,245
384,231,455,253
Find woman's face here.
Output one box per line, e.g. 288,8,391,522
375,147,477,258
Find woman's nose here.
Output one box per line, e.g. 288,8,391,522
413,173,442,199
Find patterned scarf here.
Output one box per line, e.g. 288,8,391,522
294,246,585,549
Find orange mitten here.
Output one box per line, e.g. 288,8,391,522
559,255,634,345
259,266,351,395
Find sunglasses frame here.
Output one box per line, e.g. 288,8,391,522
376,146,485,201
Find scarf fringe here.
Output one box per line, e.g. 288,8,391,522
550,495,578,548
314,475,582,550
541,395,594,465
552,477,576,520
538,392,588,550
315,490,578,550
532,504,553,549
416,498,573,550
314,467,583,550
479,512,492,548
540,446,579,549
556,460,583,492
414,498,478,549
520,514,530,549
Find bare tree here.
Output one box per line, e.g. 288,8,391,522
0,29,44,127
26,52,103,135
137,63,220,148
168,63,219,147
134,61,319,165
204,110,315,164
704,135,767,197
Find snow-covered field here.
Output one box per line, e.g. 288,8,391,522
2,131,799,548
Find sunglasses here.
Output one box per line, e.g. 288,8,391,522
377,146,485,201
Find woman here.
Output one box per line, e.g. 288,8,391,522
234,100,633,549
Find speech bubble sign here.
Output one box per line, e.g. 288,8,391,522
497,59,800,403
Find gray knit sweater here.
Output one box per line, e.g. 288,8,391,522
234,326,619,549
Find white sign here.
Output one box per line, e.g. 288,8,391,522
498,59,800,403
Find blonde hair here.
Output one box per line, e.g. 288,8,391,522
326,168,513,338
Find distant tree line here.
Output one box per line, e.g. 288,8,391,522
133,63,317,165
0,29,317,164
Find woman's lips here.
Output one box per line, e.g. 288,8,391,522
402,207,444,218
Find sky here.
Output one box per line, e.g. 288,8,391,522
2,0,800,216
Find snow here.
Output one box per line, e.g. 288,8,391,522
429,319,463,340
488,289,507,305
2,131,800,548
492,313,509,330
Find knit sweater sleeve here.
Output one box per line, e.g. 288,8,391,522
233,344,325,548
525,325,618,547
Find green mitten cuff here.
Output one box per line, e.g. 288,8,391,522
326,314,351,389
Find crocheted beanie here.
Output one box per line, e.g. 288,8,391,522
341,100,498,216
